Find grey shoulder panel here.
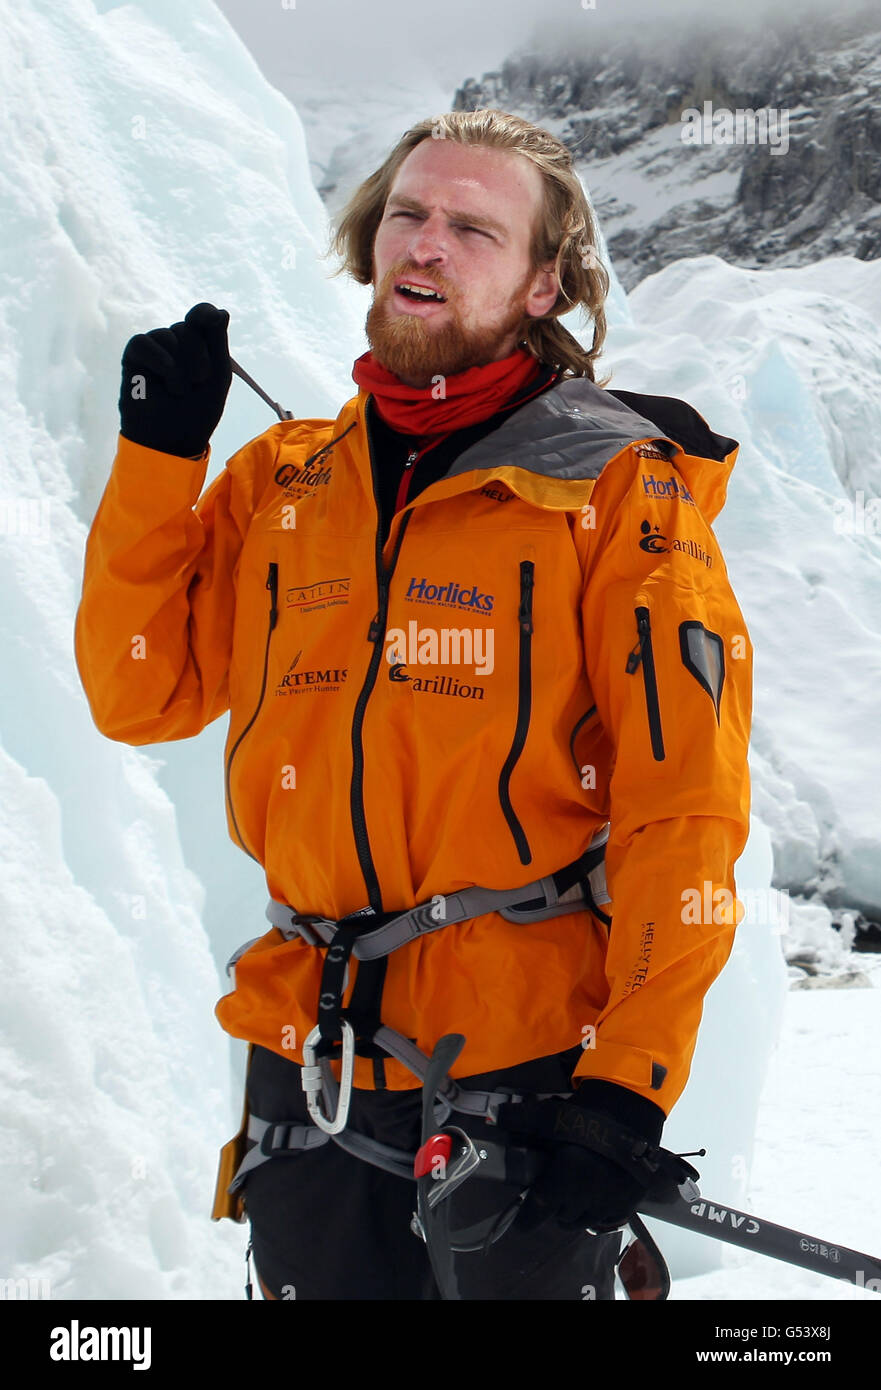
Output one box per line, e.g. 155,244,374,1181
441,376,677,485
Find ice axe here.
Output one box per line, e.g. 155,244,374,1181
413,1039,881,1299
230,357,294,421
640,1188,881,1292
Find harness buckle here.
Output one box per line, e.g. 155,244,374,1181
301,1021,355,1135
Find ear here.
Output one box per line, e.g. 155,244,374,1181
524,262,559,319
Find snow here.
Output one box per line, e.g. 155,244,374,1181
0,0,877,1302
667,987,881,1301
608,254,881,919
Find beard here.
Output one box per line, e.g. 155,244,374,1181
365,263,533,388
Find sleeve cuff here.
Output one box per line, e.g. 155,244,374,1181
571,1077,666,1144
118,431,210,463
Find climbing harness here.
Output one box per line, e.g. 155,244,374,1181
211,824,693,1299
220,826,612,1198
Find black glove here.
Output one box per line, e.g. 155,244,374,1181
118,302,232,458
497,1078,667,1234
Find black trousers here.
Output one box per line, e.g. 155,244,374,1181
242,1042,623,1301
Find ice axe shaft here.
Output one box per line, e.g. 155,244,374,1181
457,1128,881,1292
230,357,294,421
639,1191,881,1291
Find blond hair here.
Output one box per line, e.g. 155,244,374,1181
328,109,610,382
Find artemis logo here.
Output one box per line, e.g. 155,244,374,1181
275,666,347,694
49,1320,151,1370
641,473,695,505
406,576,494,613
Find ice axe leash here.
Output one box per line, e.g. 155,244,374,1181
230,357,294,422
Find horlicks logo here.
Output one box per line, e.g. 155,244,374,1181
406,576,494,614
641,473,695,505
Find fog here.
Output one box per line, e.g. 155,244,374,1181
215,0,877,90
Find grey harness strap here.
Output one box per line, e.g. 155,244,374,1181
232,1082,573,1193
263,822,611,961
229,1116,331,1194
225,825,611,1199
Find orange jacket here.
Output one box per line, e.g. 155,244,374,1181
74,375,752,1115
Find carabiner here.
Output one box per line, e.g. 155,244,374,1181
301,1020,355,1135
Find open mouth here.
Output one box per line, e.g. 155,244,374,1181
395,281,447,304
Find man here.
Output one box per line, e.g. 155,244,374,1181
75,109,752,1301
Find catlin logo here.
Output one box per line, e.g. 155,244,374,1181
286,578,350,611
406,576,494,614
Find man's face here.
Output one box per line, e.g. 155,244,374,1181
367,139,558,387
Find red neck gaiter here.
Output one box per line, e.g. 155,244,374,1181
352,346,543,437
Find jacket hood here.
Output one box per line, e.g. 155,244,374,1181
397,375,740,524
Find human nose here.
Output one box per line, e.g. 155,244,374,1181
406,214,448,265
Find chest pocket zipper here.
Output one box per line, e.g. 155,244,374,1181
225,561,279,860
626,603,665,761
498,558,535,866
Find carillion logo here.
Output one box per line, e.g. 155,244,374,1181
406,575,494,614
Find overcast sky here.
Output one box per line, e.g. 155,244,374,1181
215,0,872,90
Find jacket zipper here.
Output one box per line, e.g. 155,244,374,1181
350,411,414,914
625,604,665,761
498,559,535,866
225,561,279,860
394,449,420,513
569,703,598,780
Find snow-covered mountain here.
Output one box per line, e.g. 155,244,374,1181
453,6,881,291
0,0,877,1300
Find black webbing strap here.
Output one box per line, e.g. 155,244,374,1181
314,920,362,1055
314,914,392,1080
346,954,389,1087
